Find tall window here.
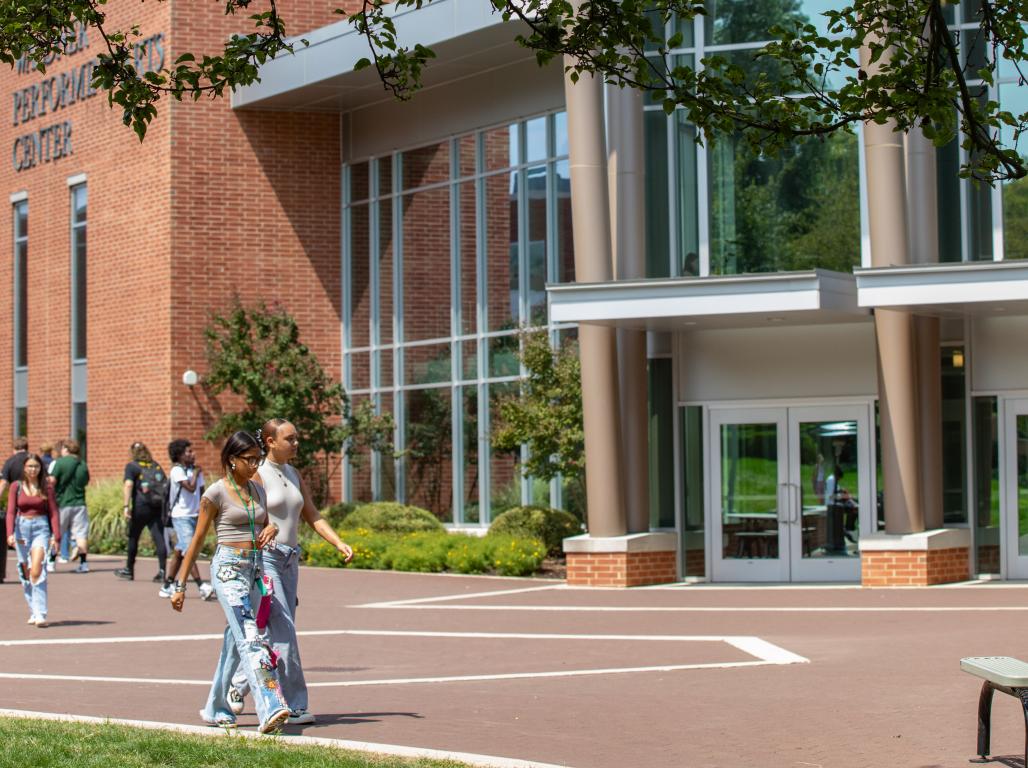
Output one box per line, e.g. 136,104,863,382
12,198,27,436
71,184,86,361
70,183,87,453
342,111,575,524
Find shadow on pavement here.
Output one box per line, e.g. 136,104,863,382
42,620,114,628
285,711,425,731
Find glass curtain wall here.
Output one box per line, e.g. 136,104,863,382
70,184,87,454
342,111,574,524
12,199,27,437
643,0,862,277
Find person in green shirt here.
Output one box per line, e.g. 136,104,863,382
49,439,90,573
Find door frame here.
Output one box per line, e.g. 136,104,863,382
1001,397,1028,579
704,400,875,583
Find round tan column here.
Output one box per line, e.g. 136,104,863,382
864,112,925,533
607,84,650,534
564,59,627,538
906,127,944,530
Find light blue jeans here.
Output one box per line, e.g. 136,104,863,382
15,515,51,619
201,545,288,727
229,543,308,712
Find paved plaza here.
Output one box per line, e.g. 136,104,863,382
2,556,1028,767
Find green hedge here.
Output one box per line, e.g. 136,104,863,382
339,501,445,534
488,506,581,556
304,529,545,577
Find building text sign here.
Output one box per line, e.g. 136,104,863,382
10,24,165,172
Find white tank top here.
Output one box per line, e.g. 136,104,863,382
257,460,305,548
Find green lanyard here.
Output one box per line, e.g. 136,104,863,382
227,473,258,552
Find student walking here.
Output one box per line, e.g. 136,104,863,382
49,440,91,573
0,436,31,585
159,439,214,600
226,418,354,725
6,454,60,626
115,442,169,582
170,431,290,734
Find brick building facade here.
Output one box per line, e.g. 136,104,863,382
0,0,354,481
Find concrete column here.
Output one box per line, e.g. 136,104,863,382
905,127,944,530
862,44,924,532
607,84,650,534
564,58,627,538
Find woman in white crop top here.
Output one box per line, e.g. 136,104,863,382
225,418,353,726
169,430,291,734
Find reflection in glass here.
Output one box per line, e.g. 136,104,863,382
378,198,395,344
489,334,520,378
705,0,843,46
527,165,548,325
462,386,480,523
406,388,454,521
937,137,962,262
555,160,575,283
484,171,517,331
721,423,779,559
974,397,1000,572
649,359,675,527
799,420,859,559
489,382,521,520
526,117,547,163
645,110,671,278
405,343,451,386
675,112,699,275
1019,414,1028,557
402,187,451,341
348,203,371,349
681,406,705,576
942,347,968,524
1001,83,1028,259
709,131,860,274
458,181,477,334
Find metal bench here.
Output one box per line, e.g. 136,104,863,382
961,656,1028,764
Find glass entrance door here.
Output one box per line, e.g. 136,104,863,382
1002,399,1028,579
709,405,871,582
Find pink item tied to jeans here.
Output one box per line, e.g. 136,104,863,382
255,572,279,668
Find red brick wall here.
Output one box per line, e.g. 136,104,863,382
861,547,970,586
0,0,356,488
567,550,677,587
0,1,173,477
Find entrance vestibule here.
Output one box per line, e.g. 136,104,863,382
704,403,874,583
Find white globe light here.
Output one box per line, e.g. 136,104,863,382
182,370,199,387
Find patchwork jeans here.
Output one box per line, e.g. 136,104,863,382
15,515,50,619
229,543,308,712
201,545,288,726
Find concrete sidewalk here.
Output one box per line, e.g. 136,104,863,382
2,554,1026,767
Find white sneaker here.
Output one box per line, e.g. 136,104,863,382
258,708,290,734
34,617,47,628
227,687,245,716
157,584,174,599
56,556,68,564
287,710,316,725
199,582,215,601
26,615,37,625
45,561,55,573
74,562,89,574
199,710,237,729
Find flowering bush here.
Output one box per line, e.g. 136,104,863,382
302,528,545,576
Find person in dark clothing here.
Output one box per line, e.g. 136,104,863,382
114,442,169,581
0,436,31,584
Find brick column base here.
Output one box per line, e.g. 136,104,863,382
859,529,971,586
564,533,678,587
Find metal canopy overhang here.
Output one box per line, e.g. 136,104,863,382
231,0,530,112
855,261,1028,317
546,270,868,332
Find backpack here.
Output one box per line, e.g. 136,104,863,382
134,462,169,514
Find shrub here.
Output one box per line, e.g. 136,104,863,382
445,536,491,574
87,479,132,555
340,502,444,534
485,535,546,577
384,532,457,573
319,502,358,529
488,506,581,556
303,528,392,569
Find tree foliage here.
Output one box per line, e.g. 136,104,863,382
203,300,393,505
10,0,1026,179
351,0,1028,182
492,330,584,484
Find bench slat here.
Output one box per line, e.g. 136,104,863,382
961,656,1028,688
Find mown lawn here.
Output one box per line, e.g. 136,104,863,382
0,718,472,768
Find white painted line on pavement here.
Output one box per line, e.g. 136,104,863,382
360,584,561,608
0,709,572,768
360,604,1028,612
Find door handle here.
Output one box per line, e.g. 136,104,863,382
778,482,792,525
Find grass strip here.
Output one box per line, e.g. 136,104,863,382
0,716,472,768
